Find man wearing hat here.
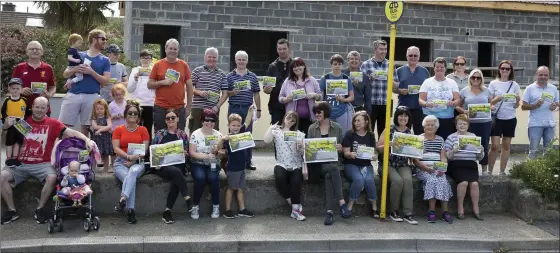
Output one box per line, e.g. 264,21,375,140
1,78,29,167
100,44,128,103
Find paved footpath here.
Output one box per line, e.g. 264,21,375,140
1,213,559,252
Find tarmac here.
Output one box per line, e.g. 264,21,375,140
1,213,558,252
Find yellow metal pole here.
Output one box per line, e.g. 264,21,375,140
380,23,397,219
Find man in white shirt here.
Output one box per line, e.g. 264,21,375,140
521,66,559,159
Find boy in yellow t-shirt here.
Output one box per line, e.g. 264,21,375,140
1,78,28,167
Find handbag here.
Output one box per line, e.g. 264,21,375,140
491,81,513,129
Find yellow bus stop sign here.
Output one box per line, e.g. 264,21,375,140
385,1,403,23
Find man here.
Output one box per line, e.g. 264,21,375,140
226,50,261,170
189,47,229,132
0,97,95,225
59,29,111,136
360,40,399,137
11,41,56,116
395,46,430,135
148,38,194,132
264,38,292,125
521,66,559,159
342,51,372,114
100,44,128,103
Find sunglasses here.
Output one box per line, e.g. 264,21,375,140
500,67,511,71
407,54,418,58
203,118,216,123
397,106,409,110
470,76,482,80
97,37,107,41
140,57,152,60
127,112,139,116
454,63,466,66
165,116,177,121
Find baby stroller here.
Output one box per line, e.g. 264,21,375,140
47,137,100,233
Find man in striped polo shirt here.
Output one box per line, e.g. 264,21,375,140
226,51,261,170
188,47,229,133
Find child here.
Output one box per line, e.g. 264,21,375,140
90,98,114,173
60,161,93,206
109,83,127,131
218,106,255,219
1,78,28,167
64,33,83,90
101,44,128,103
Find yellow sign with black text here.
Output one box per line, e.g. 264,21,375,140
385,1,403,23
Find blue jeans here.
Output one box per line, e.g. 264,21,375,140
528,126,556,159
114,158,145,210
191,163,220,205
344,164,377,201
468,121,492,165
228,103,252,167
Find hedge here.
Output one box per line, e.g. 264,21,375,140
510,147,560,204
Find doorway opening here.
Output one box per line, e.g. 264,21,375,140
477,42,495,78
143,24,181,59
537,45,554,77
230,29,289,76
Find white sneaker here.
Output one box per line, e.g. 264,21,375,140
211,205,220,219
290,205,302,219
190,205,200,220
291,209,306,221
482,171,490,176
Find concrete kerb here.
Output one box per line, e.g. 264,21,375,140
2,236,559,253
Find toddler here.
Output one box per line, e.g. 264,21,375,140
64,33,84,90
1,78,28,167
60,161,93,206
90,99,114,173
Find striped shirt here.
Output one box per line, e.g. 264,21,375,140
360,58,398,105
227,69,260,105
444,132,480,161
191,65,228,109
418,134,445,167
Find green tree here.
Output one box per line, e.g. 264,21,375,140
34,1,115,36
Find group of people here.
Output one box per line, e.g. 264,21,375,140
0,29,558,227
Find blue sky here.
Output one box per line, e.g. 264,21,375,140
2,1,120,17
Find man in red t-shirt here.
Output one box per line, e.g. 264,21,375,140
11,41,56,116
0,97,95,225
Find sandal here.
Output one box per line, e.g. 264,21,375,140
457,213,465,220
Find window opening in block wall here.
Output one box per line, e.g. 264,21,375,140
143,24,181,59
537,45,554,77
477,42,495,78
381,36,432,68
230,29,288,76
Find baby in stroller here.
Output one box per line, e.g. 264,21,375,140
59,161,93,206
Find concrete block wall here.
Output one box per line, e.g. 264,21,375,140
124,1,559,86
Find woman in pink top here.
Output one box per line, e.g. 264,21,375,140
278,57,322,134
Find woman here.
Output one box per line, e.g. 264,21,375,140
151,109,193,224
188,109,223,220
413,115,453,223
127,49,155,142
263,111,307,221
112,99,150,224
319,54,355,134
444,114,484,220
278,57,322,134
342,111,378,218
376,106,417,225
419,57,460,140
446,56,469,94
488,60,521,176
458,69,493,175
307,101,351,226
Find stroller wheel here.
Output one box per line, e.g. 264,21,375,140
93,217,100,230
57,218,64,232
47,219,55,233
83,218,91,232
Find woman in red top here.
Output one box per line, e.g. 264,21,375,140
112,99,150,224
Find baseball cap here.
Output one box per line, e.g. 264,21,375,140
8,78,23,86
106,44,122,54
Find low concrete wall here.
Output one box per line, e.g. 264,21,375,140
4,170,513,218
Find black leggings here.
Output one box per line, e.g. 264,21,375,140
140,106,153,160
274,166,303,204
153,165,189,209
